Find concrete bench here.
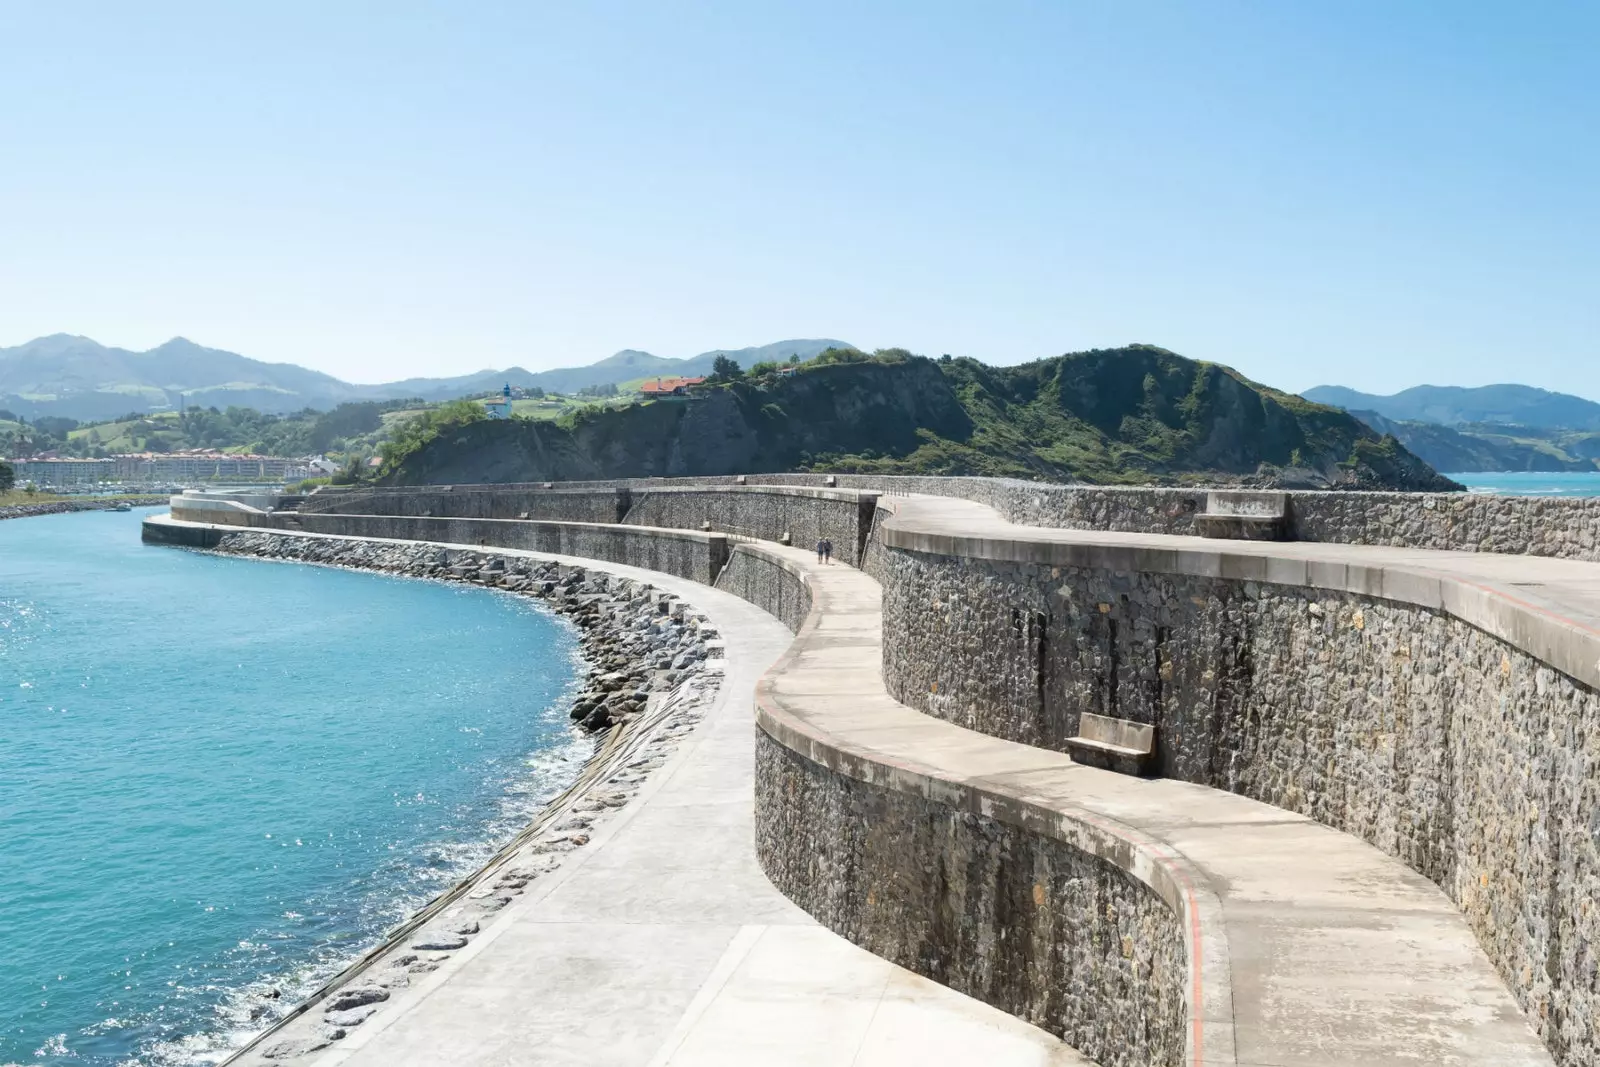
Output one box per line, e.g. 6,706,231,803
1065,712,1155,775
1194,490,1288,541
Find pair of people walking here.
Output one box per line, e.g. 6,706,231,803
815,538,834,565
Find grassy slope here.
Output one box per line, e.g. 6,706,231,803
798,348,1450,488
67,412,183,451
508,394,634,421
388,346,1456,490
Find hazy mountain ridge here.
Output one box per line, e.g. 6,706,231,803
0,335,852,420
1304,383,1600,432
1306,382,1600,472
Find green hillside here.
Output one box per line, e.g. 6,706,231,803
382,345,1457,491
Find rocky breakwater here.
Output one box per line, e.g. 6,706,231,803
198,530,726,1065
208,530,722,735
1,496,167,521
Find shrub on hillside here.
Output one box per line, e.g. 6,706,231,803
377,399,487,477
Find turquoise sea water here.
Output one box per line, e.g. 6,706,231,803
0,509,586,1065
1448,471,1600,496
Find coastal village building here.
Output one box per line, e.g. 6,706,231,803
639,376,706,397
11,451,309,487
114,451,304,483
9,457,116,487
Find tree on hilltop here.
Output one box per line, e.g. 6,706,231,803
710,355,744,382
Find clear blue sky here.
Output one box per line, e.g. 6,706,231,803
1,1,1593,394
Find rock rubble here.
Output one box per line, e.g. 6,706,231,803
209,530,719,734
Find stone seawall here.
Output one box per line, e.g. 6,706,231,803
877,542,1600,1065
216,501,1208,1062
623,486,878,567
169,508,732,586
169,498,278,528
299,487,629,524
304,514,728,584
147,497,1567,1065
303,485,878,566
737,537,1208,1065
754,731,1186,1067
711,545,812,634
317,474,1600,561
788,475,1600,562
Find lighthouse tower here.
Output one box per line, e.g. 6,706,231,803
484,382,513,420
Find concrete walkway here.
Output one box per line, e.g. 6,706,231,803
236,545,1084,1067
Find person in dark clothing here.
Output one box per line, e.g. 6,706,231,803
816,539,826,564
821,539,833,564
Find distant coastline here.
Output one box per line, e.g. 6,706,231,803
0,496,167,521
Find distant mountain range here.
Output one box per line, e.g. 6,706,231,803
1303,383,1600,472
1302,383,1600,432
0,335,851,421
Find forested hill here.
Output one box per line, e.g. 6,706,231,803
384,345,1459,491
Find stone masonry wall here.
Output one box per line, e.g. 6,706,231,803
712,547,812,634
321,475,1600,561
829,475,1600,561
879,545,1600,1066
622,487,876,567
298,488,628,524
755,732,1187,1067
284,513,729,585
303,485,877,565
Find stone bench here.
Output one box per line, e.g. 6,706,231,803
1065,712,1155,775
1194,489,1288,540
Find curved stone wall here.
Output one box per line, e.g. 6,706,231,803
169,496,277,526
153,507,1214,1064
287,513,728,585
876,538,1600,1065
316,474,1600,561
623,486,878,567
737,542,1210,1067
299,485,879,565
711,545,813,633
755,474,1600,561
754,732,1187,1067
299,487,629,523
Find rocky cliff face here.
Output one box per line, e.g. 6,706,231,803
386,348,1459,491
